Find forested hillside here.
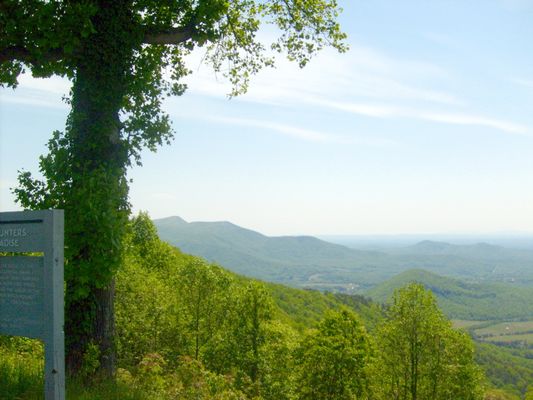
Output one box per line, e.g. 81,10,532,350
1,214,514,399
154,216,388,290
366,269,533,320
366,269,533,397
154,217,533,291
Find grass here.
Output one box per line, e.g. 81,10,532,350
451,319,486,329
0,363,148,400
474,321,533,337
0,338,146,400
454,319,533,347
483,333,533,345
0,337,44,399
66,380,146,400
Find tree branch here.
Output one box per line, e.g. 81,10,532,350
0,45,64,65
0,46,32,64
143,26,194,45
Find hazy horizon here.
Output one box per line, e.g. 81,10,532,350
153,215,533,249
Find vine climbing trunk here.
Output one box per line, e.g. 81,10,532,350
64,0,136,377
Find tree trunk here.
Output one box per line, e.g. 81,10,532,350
63,0,135,377
95,280,116,374
65,281,115,377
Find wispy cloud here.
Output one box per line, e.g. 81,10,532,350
0,75,70,109
186,43,460,106
181,42,531,135
509,77,533,89
0,91,68,109
206,115,343,143
3,43,528,137
203,115,395,146
18,74,71,94
314,99,529,135
418,111,528,134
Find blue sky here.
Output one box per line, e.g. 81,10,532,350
1,0,533,235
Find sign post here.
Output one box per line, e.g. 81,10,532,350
0,210,65,400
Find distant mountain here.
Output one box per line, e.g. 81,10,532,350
154,216,533,290
366,269,533,320
154,216,391,290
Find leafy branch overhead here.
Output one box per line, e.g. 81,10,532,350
1,0,347,91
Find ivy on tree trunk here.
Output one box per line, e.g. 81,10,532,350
53,1,135,375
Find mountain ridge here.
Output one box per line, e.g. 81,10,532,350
153,216,533,290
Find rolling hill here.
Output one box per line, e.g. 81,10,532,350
154,216,533,291
365,269,533,320
154,216,390,290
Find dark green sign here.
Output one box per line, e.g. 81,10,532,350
0,210,65,400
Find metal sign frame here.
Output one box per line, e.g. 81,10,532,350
0,210,65,400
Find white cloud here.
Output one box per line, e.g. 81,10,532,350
206,115,343,143
17,74,71,94
178,42,533,135
203,115,395,146
184,43,461,107
418,111,528,135
0,74,70,109
2,43,528,137
509,77,533,89
304,98,529,135
0,92,68,109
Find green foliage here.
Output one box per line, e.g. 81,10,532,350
373,283,484,400
178,260,234,361
257,321,298,400
265,282,380,333
0,337,43,399
367,269,533,320
295,308,372,400
475,343,533,396
115,254,186,368
228,282,274,396
483,389,521,400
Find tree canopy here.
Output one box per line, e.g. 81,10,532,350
373,283,484,400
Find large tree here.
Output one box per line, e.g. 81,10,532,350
295,308,372,400
373,283,484,400
0,0,346,376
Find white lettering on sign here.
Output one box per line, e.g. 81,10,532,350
0,228,28,237
0,228,27,247
0,263,42,307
